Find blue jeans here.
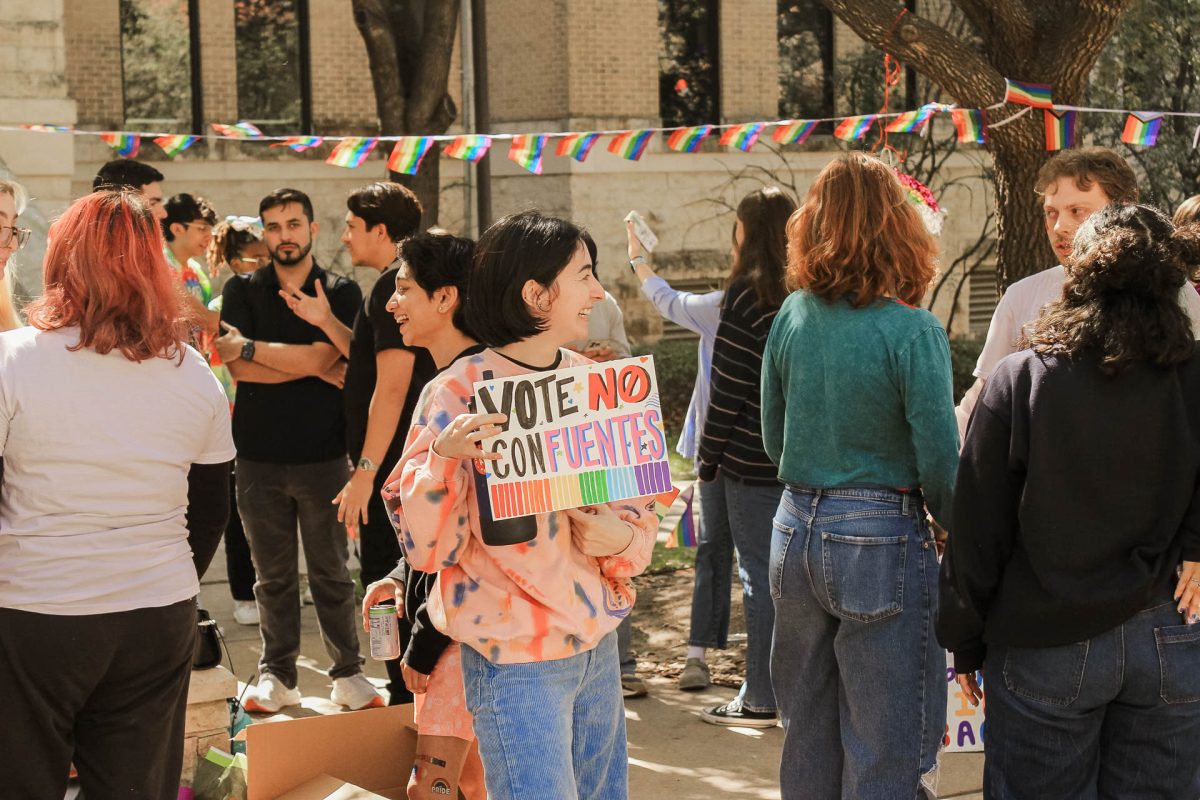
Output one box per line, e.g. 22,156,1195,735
689,477,734,648
770,486,944,800
460,632,627,799
982,599,1200,799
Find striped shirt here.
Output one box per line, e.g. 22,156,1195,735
697,278,780,484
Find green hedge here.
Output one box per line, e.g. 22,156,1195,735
950,338,985,402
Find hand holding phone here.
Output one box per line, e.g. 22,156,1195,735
624,210,658,254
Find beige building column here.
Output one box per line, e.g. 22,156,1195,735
718,0,778,122
197,0,237,126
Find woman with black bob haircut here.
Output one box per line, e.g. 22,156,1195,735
940,203,1200,798
386,211,659,799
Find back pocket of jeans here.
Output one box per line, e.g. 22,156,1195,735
819,532,906,623
1001,642,1088,706
1156,624,1200,704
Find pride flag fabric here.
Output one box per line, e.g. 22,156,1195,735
153,134,198,158
508,134,547,174
719,122,764,151
608,130,654,161
325,137,377,168
1044,109,1077,151
885,107,934,134
772,120,818,145
99,132,139,157
443,134,492,162
950,109,988,144
666,125,713,153
1121,113,1163,147
271,136,323,152
386,137,434,175
210,121,264,138
663,484,697,549
1004,79,1054,109
832,115,877,142
556,133,601,162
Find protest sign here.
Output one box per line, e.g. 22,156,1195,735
472,355,671,520
943,664,985,752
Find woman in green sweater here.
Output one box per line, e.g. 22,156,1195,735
761,152,958,799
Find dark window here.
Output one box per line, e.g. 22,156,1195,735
235,0,311,134
120,0,200,133
778,1,834,119
659,0,719,127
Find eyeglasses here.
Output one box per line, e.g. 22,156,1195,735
234,256,269,267
0,226,31,250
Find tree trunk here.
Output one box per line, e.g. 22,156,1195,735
990,118,1055,290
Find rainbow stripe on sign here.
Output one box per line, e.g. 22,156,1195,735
1044,109,1076,151
99,132,139,157
608,130,654,161
271,136,324,152
443,134,492,162
666,125,713,153
1004,78,1054,109
211,121,264,138
153,134,198,158
772,120,818,145
508,134,546,174
488,461,674,519
556,132,601,162
387,137,434,175
1121,113,1162,147
951,109,987,144
885,107,934,134
833,115,877,141
719,122,763,151
326,137,378,168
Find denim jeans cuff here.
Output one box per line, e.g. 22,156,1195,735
740,701,777,714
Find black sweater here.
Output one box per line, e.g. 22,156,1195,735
938,346,1200,673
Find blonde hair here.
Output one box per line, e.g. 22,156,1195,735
0,179,28,331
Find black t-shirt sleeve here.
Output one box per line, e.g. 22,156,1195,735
219,275,253,338
370,274,407,353
330,276,363,329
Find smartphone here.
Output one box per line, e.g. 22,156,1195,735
624,210,659,253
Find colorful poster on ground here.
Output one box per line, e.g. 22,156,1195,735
943,664,985,752
472,355,671,520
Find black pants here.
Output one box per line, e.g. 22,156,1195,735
359,474,413,705
0,598,196,799
225,468,256,601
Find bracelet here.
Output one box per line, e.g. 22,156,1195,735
628,255,646,272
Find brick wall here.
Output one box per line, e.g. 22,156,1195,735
63,0,121,128
565,0,658,121
197,0,236,124
718,0,778,121
308,0,378,133
486,0,568,123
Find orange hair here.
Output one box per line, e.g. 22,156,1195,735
25,190,188,362
786,152,937,307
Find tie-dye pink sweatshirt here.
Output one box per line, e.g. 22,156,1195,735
382,348,658,665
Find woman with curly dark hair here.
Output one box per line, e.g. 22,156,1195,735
939,203,1200,798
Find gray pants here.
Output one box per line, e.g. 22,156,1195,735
236,457,363,687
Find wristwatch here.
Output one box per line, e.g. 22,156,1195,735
629,255,646,273
356,457,379,473
240,340,256,362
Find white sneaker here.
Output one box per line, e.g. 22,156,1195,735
242,674,301,714
331,673,385,711
232,600,260,626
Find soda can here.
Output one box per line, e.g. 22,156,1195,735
368,604,401,661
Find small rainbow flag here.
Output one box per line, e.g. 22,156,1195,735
833,115,877,141
1121,113,1163,147
719,122,764,151
772,120,818,146
443,134,492,162
153,134,199,158
666,125,713,153
22,124,72,132
950,109,988,144
99,132,139,157
1004,78,1054,109
508,134,546,174
663,485,697,549
1044,109,1076,151
271,136,323,152
386,137,434,175
885,107,934,134
556,133,601,162
210,121,264,139
326,137,378,168
608,130,654,161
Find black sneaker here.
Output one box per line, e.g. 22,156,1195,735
699,698,778,728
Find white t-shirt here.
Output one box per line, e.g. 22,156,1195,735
0,327,236,615
974,265,1200,379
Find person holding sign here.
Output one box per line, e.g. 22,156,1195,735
761,153,958,798
939,204,1200,798
386,211,658,800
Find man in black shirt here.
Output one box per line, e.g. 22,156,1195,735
281,181,435,705
214,188,379,712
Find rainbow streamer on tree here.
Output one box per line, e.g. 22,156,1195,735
1121,113,1162,147
325,137,378,168
1004,78,1054,109
99,132,139,157
1044,109,1076,151
663,485,697,549
556,133,601,162
211,121,265,139
666,125,713,153
885,107,934,134
386,137,434,175
271,136,324,152
508,134,546,174
719,122,764,151
153,134,198,158
443,134,492,162
608,130,654,161
832,115,877,142
772,120,818,145
950,109,988,144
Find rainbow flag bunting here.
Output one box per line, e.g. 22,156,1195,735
885,107,934,134
22,124,71,132
950,109,988,144
719,122,764,151
508,134,547,174
386,137,434,175
608,130,654,161
556,132,601,162
153,134,199,158
1121,113,1163,147
1044,109,1077,151
210,121,264,139
666,125,713,153
271,136,323,152
664,484,697,549
1004,78,1054,109
772,120,818,146
99,132,139,157
832,115,877,141
325,137,378,168
443,134,492,162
